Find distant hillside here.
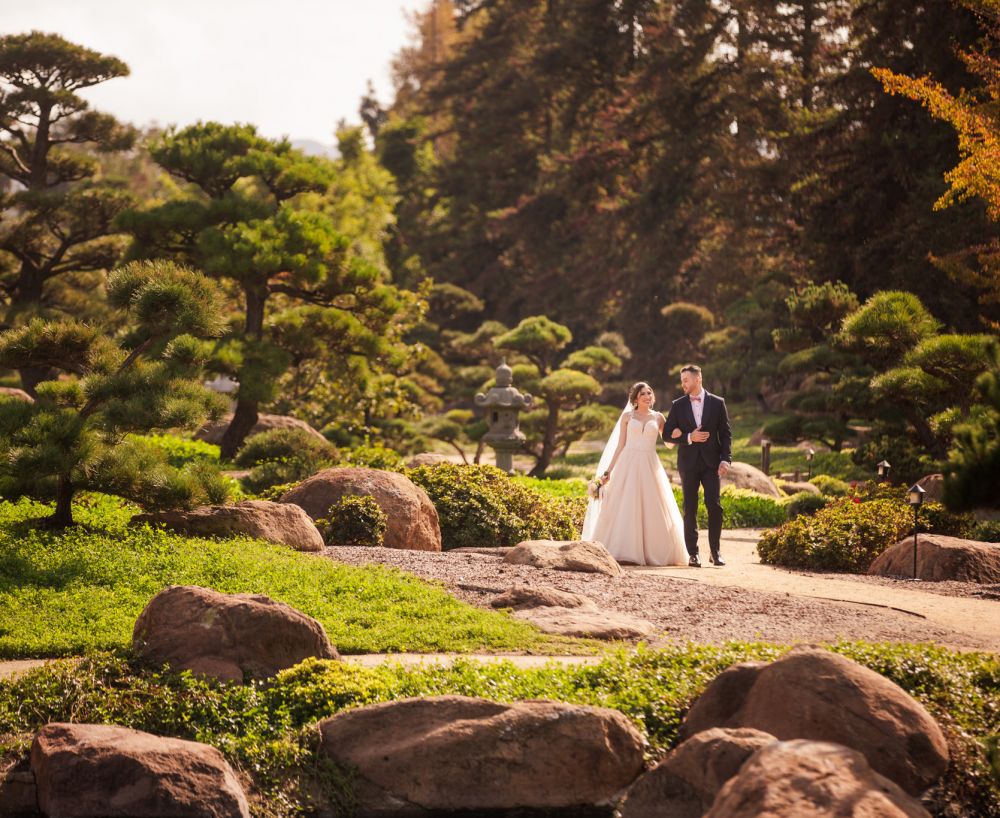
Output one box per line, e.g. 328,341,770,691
291,138,337,158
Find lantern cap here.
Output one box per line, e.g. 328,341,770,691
907,483,926,504
877,459,891,468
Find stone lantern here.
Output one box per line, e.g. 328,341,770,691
475,361,533,473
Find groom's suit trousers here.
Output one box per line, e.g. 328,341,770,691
679,463,723,558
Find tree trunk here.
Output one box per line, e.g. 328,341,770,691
49,474,74,528
529,404,560,477
219,395,259,460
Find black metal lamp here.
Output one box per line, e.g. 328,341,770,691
877,459,891,482
907,483,925,580
806,448,815,480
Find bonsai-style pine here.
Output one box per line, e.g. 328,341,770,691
0,260,229,526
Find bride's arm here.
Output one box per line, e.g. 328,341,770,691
657,411,680,449
602,413,630,482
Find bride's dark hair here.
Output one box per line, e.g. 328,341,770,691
629,381,654,409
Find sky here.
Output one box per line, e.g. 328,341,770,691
2,0,427,147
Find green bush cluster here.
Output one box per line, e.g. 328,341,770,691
808,474,852,496
0,642,997,818
235,429,338,493
129,434,221,468
780,491,830,519
670,486,787,529
340,444,405,471
974,520,1000,543
405,463,583,549
317,496,387,547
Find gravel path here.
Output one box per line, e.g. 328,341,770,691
323,545,995,651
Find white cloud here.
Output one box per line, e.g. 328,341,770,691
2,0,426,144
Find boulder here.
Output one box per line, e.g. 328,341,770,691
316,696,645,812
31,722,250,818
514,606,655,640
721,462,781,498
491,585,592,609
0,387,33,403
491,584,654,640
705,740,931,818
780,480,821,495
131,500,324,552
195,412,328,446
0,765,38,817
619,727,776,818
680,647,948,796
869,533,1000,583
280,467,441,552
916,473,945,503
405,452,452,468
504,539,623,576
132,585,338,681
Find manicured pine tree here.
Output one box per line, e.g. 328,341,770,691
0,32,137,393
121,123,404,458
0,260,229,527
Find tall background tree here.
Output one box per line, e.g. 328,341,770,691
0,32,136,394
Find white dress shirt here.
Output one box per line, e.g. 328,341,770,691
688,390,705,444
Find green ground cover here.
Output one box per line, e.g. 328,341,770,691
0,494,591,658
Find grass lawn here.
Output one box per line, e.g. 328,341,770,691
0,493,594,658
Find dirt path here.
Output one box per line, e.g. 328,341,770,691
638,530,1000,651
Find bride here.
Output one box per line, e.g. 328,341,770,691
581,382,688,566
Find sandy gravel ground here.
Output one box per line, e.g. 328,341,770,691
324,542,997,652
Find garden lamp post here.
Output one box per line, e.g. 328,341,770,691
907,483,925,580
806,448,815,480
761,439,771,476
877,459,892,482
475,361,533,474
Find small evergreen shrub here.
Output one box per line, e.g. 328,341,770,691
973,520,1000,543
809,474,851,496
780,491,830,519
405,463,582,549
670,486,787,529
318,496,387,547
129,434,221,467
758,498,913,571
340,444,405,471
235,428,338,493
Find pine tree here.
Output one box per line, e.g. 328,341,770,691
0,260,228,527
0,32,137,393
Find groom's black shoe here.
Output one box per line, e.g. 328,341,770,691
689,555,702,567
710,554,726,566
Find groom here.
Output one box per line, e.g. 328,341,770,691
664,365,732,567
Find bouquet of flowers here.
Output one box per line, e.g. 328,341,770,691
587,476,604,500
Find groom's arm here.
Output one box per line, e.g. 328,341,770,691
718,398,733,463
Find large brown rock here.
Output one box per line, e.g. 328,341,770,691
916,473,945,503
491,584,653,639
780,480,821,495
705,740,931,817
619,727,776,818
869,533,1000,583
504,539,623,576
404,452,452,468
0,765,38,817
31,722,250,818
680,647,948,796
280,467,441,552
0,387,33,403
132,585,338,681
721,462,782,498
131,500,324,552
195,412,327,445
316,696,645,812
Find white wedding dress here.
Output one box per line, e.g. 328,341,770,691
588,416,688,566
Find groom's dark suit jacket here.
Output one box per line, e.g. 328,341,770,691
664,392,733,472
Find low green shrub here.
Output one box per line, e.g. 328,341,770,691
758,498,912,571
780,491,830,519
511,475,588,498
340,444,405,472
318,496,387,547
0,642,997,818
405,463,584,548
235,429,338,493
973,520,1000,543
762,414,804,443
129,434,221,468
809,474,851,496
